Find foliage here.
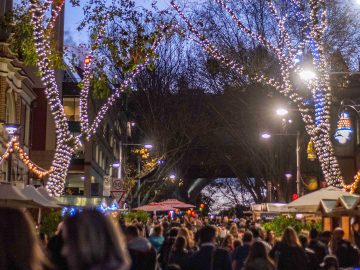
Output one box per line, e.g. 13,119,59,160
122,210,150,223
40,210,62,237
262,215,322,237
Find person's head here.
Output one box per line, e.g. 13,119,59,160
321,255,339,270
319,231,332,245
178,227,194,248
125,225,139,241
63,209,130,270
222,234,234,247
243,231,253,245
165,264,181,270
173,236,187,251
136,223,145,237
198,225,217,244
250,227,261,238
245,241,274,266
309,228,318,240
229,224,238,237
298,234,308,249
153,225,163,237
233,239,242,249
332,227,344,242
0,207,48,270
168,227,179,239
281,227,301,247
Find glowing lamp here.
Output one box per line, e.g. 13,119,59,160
299,70,316,81
84,56,91,64
334,112,352,144
276,108,288,116
261,133,271,139
200,203,205,208
292,194,299,201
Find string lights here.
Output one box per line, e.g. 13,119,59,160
0,137,52,178
171,0,354,190
29,0,171,195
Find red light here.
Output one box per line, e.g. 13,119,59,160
84,56,91,64
292,194,299,200
200,203,205,208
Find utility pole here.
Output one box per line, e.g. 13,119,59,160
296,131,301,196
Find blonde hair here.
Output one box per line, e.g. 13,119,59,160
178,226,194,249
281,227,301,247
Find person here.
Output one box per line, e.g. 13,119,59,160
229,224,239,239
298,234,319,270
148,225,165,252
265,230,276,248
352,220,360,249
62,209,130,270
269,227,307,270
178,227,195,251
319,231,332,247
47,221,68,270
159,227,179,269
221,234,234,252
308,228,328,263
232,231,253,270
168,236,190,270
125,225,157,270
250,227,272,253
186,225,232,270
320,255,339,270
243,241,275,270
0,207,49,270
329,227,359,268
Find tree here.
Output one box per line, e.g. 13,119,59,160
27,0,171,195
170,0,360,191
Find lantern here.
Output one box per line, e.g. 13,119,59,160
334,112,352,144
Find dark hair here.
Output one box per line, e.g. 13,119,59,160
169,227,179,238
173,236,187,251
126,225,139,238
250,227,260,238
0,207,48,270
322,255,339,270
64,209,130,270
244,241,274,267
153,225,163,236
199,225,216,244
243,231,253,243
298,234,308,248
309,228,318,240
233,239,242,249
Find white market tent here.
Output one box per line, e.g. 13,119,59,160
0,182,42,208
288,186,354,213
22,185,60,208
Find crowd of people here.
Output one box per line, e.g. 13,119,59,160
1,207,360,270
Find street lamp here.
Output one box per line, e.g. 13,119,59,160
169,174,176,180
299,69,316,81
276,108,289,116
260,131,301,196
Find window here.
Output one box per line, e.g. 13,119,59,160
63,97,80,121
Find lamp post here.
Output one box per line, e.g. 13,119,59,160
117,142,153,207
261,131,301,196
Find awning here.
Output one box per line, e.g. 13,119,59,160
159,199,195,209
0,182,43,208
22,186,60,208
133,202,176,212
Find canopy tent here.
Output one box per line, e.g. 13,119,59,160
133,202,176,212
0,182,43,208
288,186,353,213
159,199,195,209
22,186,60,208
37,187,59,203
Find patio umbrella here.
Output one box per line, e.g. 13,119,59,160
160,199,195,209
133,202,175,212
22,186,60,208
288,186,354,212
0,182,43,208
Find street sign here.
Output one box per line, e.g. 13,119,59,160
111,178,126,205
